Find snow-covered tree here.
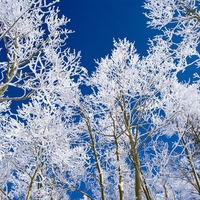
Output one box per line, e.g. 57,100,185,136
77,1,200,199
0,0,87,199
0,0,200,199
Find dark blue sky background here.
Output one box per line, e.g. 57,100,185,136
57,0,158,73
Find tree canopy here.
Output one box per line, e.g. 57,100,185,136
0,0,200,199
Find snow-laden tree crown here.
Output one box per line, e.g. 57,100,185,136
0,0,199,199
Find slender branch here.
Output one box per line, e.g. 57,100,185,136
0,88,37,102
161,168,169,199
117,93,143,200
140,174,152,200
80,107,106,200
181,135,200,194
26,167,38,200
110,112,124,200
0,6,31,40
170,159,198,190
0,187,12,200
68,185,95,200
0,0,58,40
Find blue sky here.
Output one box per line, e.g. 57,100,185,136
58,0,158,73
57,0,199,83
